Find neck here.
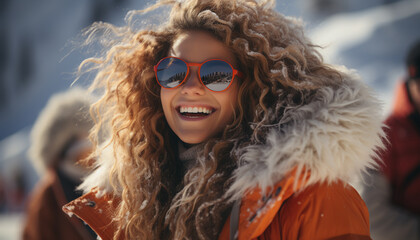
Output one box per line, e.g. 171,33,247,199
178,141,205,170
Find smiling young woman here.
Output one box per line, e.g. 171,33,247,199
62,1,385,240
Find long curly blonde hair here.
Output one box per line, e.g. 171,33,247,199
80,0,342,239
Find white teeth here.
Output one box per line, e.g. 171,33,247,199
179,106,213,114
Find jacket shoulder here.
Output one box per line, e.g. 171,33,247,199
269,181,371,240
62,189,120,240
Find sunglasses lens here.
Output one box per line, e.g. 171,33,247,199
200,60,233,91
156,57,187,88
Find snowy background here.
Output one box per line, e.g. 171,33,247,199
1,0,420,239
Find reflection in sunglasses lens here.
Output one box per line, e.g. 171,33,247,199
157,58,187,88
201,60,233,91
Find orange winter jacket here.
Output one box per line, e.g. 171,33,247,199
63,176,371,240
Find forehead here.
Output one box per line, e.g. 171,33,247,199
169,31,237,66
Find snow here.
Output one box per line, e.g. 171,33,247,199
0,0,148,141
309,0,420,114
0,128,30,164
66,211,74,218
310,0,420,62
0,214,23,240
140,199,148,210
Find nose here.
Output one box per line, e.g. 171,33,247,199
181,67,205,95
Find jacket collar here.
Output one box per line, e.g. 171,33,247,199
63,189,120,240
233,168,307,239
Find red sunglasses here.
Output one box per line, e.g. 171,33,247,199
154,56,244,92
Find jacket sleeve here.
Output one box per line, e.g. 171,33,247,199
362,172,420,240
260,181,371,240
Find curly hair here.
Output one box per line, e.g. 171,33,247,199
79,0,342,239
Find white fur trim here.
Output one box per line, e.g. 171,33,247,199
226,69,386,200
78,140,116,196
28,88,94,175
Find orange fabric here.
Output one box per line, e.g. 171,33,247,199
219,181,371,240
219,169,304,240
62,189,120,240
64,180,371,240
218,177,297,240
275,181,370,239
237,169,306,240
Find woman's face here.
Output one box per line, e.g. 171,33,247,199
160,31,240,144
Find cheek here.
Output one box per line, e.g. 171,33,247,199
220,85,239,120
160,89,173,117
230,82,240,109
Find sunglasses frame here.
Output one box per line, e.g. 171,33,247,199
154,56,244,92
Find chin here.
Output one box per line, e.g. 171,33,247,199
177,133,210,145
179,136,206,145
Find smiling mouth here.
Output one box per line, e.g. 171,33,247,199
177,106,215,118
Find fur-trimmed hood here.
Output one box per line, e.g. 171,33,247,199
227,68,385,200
28,88,94,175
80,67,385,200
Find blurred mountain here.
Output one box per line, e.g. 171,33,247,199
309,0,420,114
0,0,149,141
